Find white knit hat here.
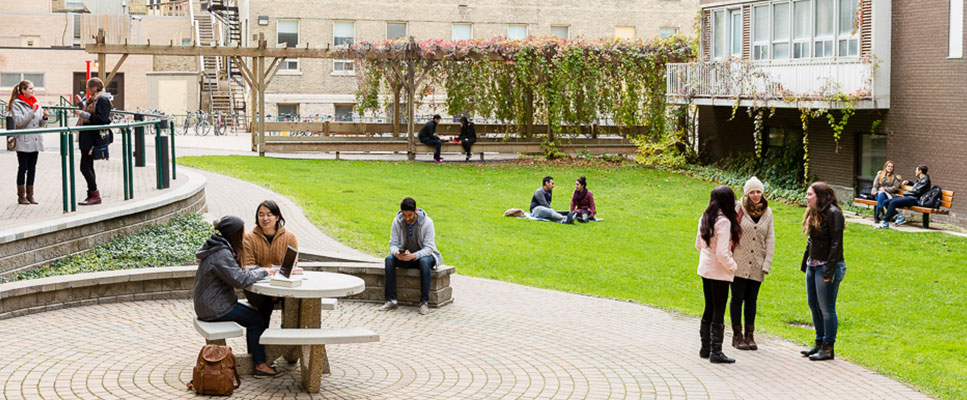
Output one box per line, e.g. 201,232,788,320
743,176,764,196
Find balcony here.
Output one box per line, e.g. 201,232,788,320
666,58,887,109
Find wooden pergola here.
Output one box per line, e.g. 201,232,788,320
85,29,479,158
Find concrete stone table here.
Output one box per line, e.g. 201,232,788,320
248,271,364,391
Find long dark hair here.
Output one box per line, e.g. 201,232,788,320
802,182,839,235
255,200,286,229
700,185,741,248
226,229,245,266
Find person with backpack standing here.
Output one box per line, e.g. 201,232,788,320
729,177,774,351
876,165,930,229
8,80,46,205
695,185,740,364
72,78,111,205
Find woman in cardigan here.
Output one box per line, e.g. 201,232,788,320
871,161,902,223
729,177,775,351
569,176,596,223
72,78,112,206
242,200,299,326
800,182,846,361
8,80,47,205
695,185,740,364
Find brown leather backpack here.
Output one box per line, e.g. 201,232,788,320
187,344,241,396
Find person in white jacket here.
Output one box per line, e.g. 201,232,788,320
729,177,775,351
379,197,442,315
8,80,47,205
695,185,740,364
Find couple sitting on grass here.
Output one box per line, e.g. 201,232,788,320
529,175,596,224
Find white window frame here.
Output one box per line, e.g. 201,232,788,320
659,27,679,37
0,72,45,90
730,9,742,57
387,21,407,40
752,5,770,60
952,0,965,58
452,23,473,40
711,8,742,60
551,25,570,39
837,0,859,57
334,104,355,122
333,21,356,76
772,2,791,59
813,0,835,57
277,19,300,71
792,0,811,58
507,24,528,39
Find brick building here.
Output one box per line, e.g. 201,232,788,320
668,0,967,227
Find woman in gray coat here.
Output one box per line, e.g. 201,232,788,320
730,177,775,351
8,80,46,205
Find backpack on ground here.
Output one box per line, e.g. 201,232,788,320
920,186,943,209
187,344,241,396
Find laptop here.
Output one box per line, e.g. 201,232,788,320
278,245,299,278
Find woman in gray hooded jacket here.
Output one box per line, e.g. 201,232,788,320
8,80,46,205
194,216,280,377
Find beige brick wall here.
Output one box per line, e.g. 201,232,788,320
244,0,699,116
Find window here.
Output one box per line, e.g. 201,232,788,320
182,38,192,46
73,14,82,46
730,10,742,56
334,104,354,122
278,20,300,70
952,0,964,58
1,73,45,89
814,0,834,57
773,2,790,59
66,0,84,10
452,23,472,40
615,26,636,40
507,24,527,39
659,27,679,37
713,11,727,59
333,59,354,74
277,104,299,118
333,21,354,46
837,0,858,57
793,0,810,58
753,6,770,59
857,133,887,186
551,25,569,39
766,126,801,147
387,22,407,40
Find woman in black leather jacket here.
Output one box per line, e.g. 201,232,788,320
800,182,846,361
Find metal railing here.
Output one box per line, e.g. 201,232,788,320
2,108,177,213
666,58,874,102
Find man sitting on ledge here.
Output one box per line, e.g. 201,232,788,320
380,197,443,315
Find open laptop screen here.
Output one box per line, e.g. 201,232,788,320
279,245,299,278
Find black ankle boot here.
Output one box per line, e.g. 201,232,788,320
809,342,835,361
709,323,735,364
699,319,711,359
801,339,823,356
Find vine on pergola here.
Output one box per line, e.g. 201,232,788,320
352,36,694,140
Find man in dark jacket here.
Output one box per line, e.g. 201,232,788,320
878,165,930,228
418,114,444,163
530,176,569,223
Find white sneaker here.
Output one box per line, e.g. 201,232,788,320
379,300,398,311
874,221,889,229
895,216,907,226
419,302,429,315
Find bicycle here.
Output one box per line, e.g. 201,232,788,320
195,111,212,136
212,112,227,136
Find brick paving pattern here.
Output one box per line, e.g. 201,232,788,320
0,276,928,399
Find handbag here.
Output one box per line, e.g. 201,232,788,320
858,186,873,200
92,145,110,160
5,116,14,151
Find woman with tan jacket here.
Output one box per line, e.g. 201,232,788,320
242,200,299,326
730,177,775,351
871,161,902,223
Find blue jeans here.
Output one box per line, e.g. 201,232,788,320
883,196,918,222
212,303,268,365
531,206,566,223
385,255,436,303
805,262,846,344
420,137,443,160
874,192,890,221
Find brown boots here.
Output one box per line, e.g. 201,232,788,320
17,185,29,205
732,324,758,350
25,185,37,204
79,190,102,206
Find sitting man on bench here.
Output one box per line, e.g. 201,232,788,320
418,114,444,163
380,197,443,315
877,165,930,229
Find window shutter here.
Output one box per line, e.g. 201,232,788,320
859,0,872,56
702,10,711,61
742,5,752,60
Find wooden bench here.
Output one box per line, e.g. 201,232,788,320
853,185,956,228
260,327,379,393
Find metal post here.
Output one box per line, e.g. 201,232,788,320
127,129,134,199
155,124,163,190
68,132,76,211
169,120,177,180
60,132,69,213
134,114,145,167
121,128,129,200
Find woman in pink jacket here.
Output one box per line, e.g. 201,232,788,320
695,185,741,364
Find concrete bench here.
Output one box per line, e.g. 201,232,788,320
296,260,455,307
193,319,243,345
238,298,337,311
261,328,379,393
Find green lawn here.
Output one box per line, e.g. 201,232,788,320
182,155,967,399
